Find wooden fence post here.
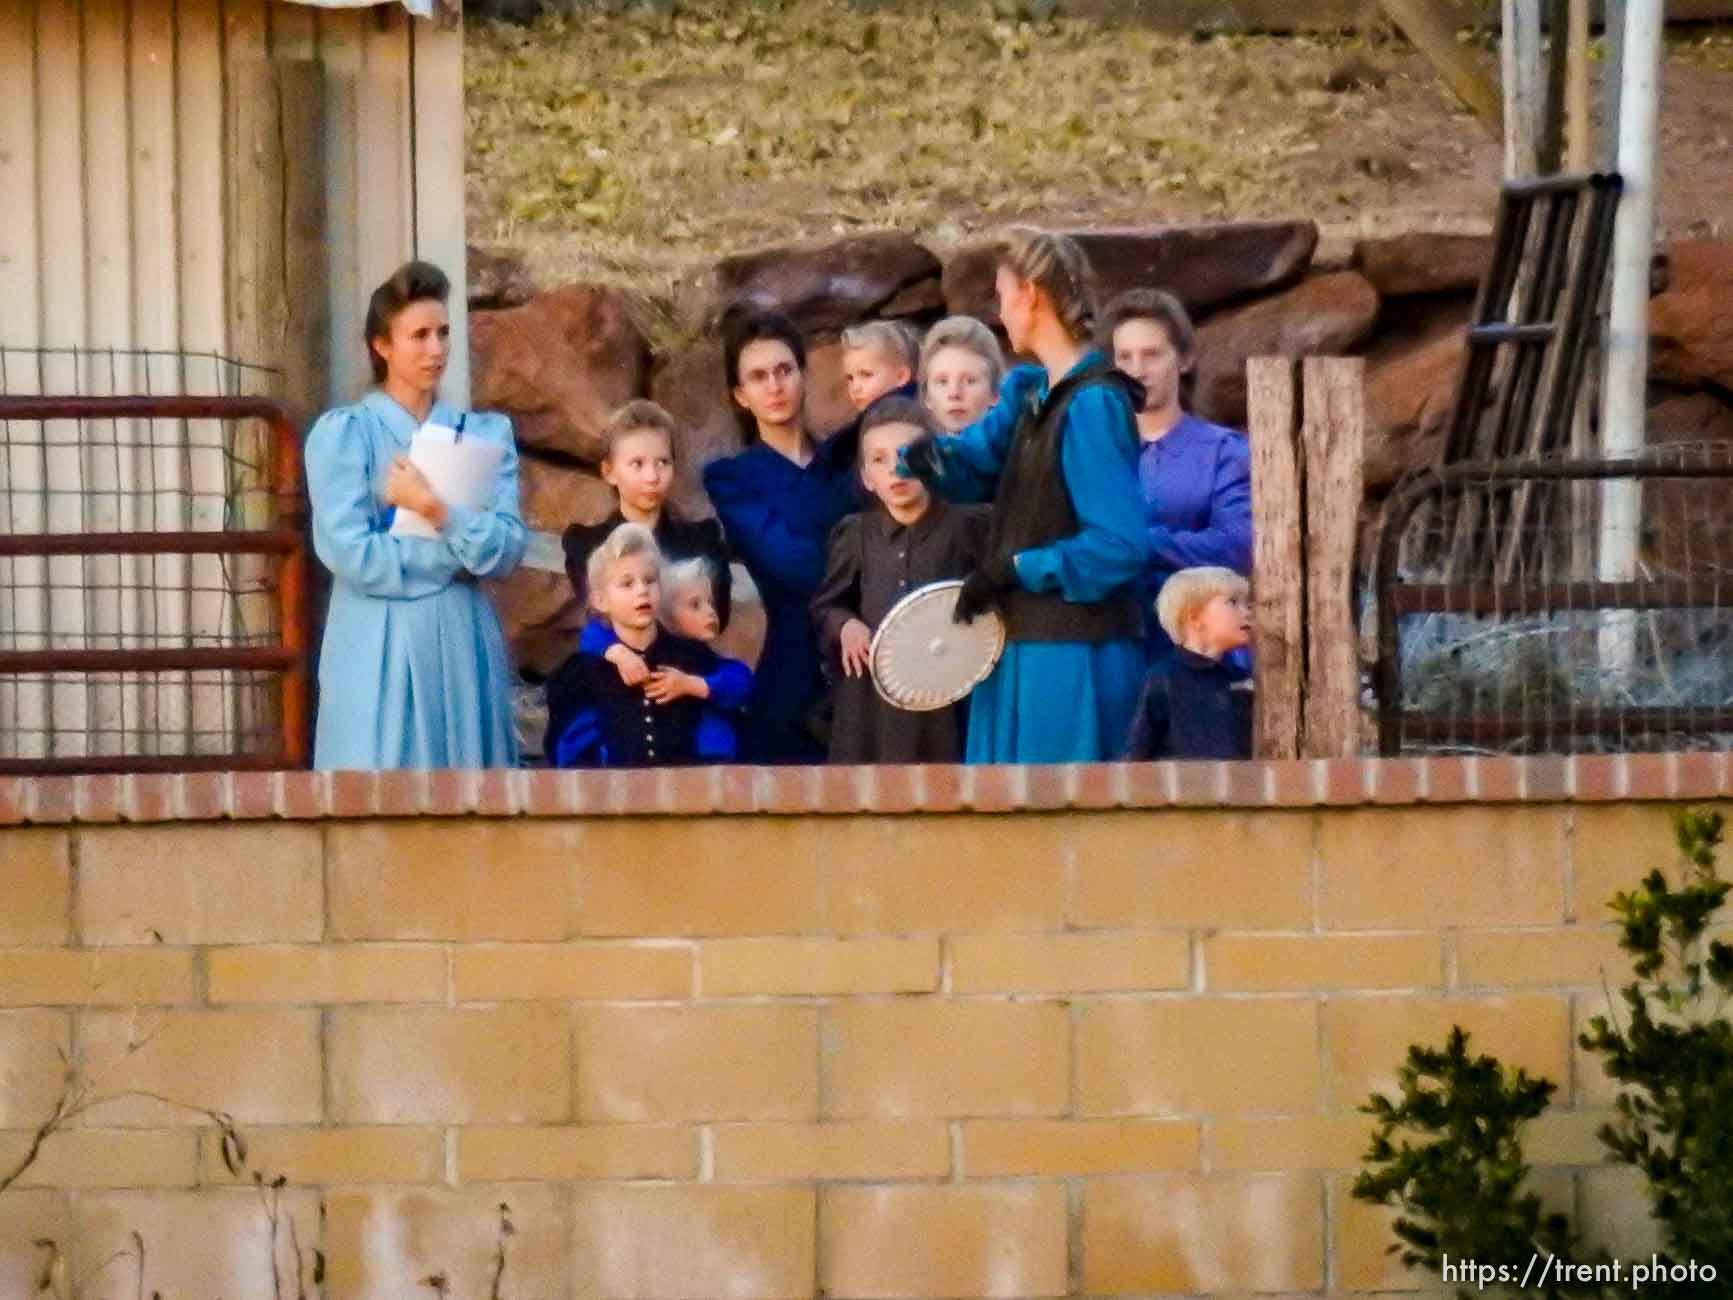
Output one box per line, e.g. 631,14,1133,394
1247,356,1303,760
1301,357,1367,759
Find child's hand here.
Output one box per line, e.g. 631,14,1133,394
645,668,708,704
604,644,649,686
838,618,872,678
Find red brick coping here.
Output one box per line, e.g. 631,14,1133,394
1,754,1728,825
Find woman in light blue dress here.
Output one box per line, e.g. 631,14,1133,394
304,261,526,769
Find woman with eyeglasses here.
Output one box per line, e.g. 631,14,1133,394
702,311,863,763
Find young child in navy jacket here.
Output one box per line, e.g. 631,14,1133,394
1124,566,1253,761
545,524,739,768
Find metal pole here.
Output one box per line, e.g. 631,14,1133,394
1598,0,1662,673
1503,0,1543,178
1565,0,1591,171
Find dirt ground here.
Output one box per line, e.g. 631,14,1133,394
465,4,1733,337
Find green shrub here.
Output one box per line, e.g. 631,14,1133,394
1354,808,1733,1298
1579,808,1733,1295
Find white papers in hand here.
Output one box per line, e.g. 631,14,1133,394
388,423,504,539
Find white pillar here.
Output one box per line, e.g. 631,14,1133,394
1502,0,1543,178
1598,0,1663,671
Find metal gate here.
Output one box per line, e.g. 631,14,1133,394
0,391,310,773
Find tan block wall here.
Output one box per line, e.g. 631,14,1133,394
0,799,1720,1298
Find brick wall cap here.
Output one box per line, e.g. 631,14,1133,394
0,754,1724,825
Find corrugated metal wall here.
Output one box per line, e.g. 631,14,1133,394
0,0,468,407
0,0,467,763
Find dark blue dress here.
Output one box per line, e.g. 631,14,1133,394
703,436,862,763
1137,412,1253,662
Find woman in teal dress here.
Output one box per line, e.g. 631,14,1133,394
900,228,1151,763
305,261,526,769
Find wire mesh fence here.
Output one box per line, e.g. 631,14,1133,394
1372,441,1733,755
0,348,309,771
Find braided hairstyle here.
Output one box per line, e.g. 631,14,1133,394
996,226,1098,343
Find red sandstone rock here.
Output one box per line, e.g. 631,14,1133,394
485,454,615,678
941,220,1318,326
1645,390,1733,574
802,339,858,439
709,232,943,336
1353,232,1492,297
1363,330,1467,489
648,342,745,519
1192,271,1381,428
1649,239,1733,391
466,243,537,310
470,285,650,464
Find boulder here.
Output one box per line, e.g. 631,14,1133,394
470,285,650,464
485,454,616,678
648,343,745,519
802,339,859,439
515,450,619,535
940,220,1318,326
1192,271,1381,427
877,275,946,321
1363,331,1467,490
1649,388,1733,445
1649,239,1733,391
711,565,769,671
466,244,537,311
1644,390,1733,575
1354,233,1493,297
709,232,943,336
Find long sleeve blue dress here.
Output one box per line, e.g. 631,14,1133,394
305,391,527,769
1137,412,1254,661
907,353,1153,763
702,436,861,763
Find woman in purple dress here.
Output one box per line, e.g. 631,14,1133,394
1102,289,1253,664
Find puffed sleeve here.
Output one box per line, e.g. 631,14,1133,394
897,365,1043,504
810,513,865,658
439,412,527,579
1146,433,1254,575
704,454,828,596
305,406,462,597
1012,384,1152,602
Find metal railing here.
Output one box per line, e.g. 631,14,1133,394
0,394,310,773
1372,444,1733,756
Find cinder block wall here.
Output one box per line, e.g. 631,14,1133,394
0,757,1726,1298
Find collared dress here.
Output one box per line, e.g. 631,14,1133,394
810,498,991,764
1137,412,1253,662
904,353,1152,764
304,391,527,770
703,435,862,764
